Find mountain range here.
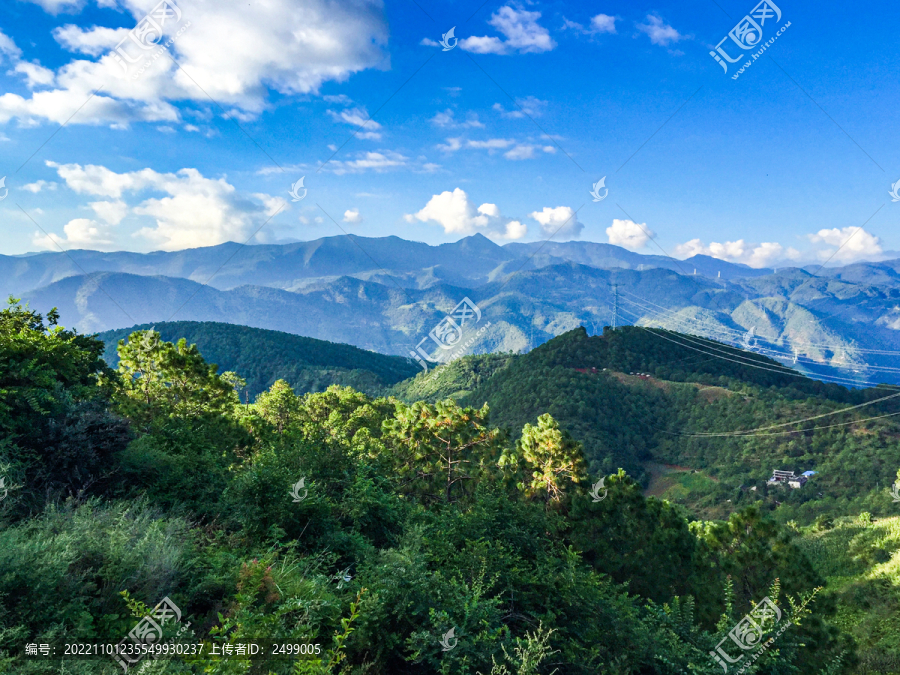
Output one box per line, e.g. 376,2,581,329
12,234,900,386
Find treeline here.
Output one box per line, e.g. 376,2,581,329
0,301,854,674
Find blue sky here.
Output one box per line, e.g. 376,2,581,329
0,0,898,268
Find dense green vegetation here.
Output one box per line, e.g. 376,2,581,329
98,322,420,399
387,353,514,403
794,515,900,674
2,302,898,673
443,327,900,520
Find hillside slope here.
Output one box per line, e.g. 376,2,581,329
431,327,900,519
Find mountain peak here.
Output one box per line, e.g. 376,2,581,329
441,233,510,258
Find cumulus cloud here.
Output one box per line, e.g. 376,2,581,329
591,14,617,34
0,0,390,127
460,6,555,55
0,30,22,60
52,25,130,56
23,180,57,192
562,14,616,35
529,206,583,239
33,218,115,251
90,199,128,225
606,218,654,251
674,238,787,268
14,62,56,87
807,227,883,263
636,14,685,46
44,160,280,250
405,188,526,240
343,208,362,223
671,228,883,268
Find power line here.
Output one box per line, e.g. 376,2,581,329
616,289,900,378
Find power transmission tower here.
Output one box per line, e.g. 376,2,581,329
612,284,619,330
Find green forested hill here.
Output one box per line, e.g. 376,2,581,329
387,352,515,402
97,321,419,398
6,304,900,674
432,326,900,518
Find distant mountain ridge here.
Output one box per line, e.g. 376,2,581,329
13,234,900,387
2,233,783,299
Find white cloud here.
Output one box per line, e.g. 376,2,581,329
0,29,22,60
47,160,152,198
562,14,616,35
807,227,883,263
406,188,526,240
14,62,56,88
430,110,454,126
504,144,536,160
322,150,408,174
636,14,685,46
529,206,583,239
437,137,463,152
23,180,57,193
503,143,554,159
33,218,115,251
22,0,87,14
438,137,514,153
322,94,352,104
467,138,514,150
674,238,784,268
52,25,130,56
0,0,390,126
420,37,441,47
90,199,128,225
493,96,547,119
606,218,654,251
430,108,484,128
590,14,617,34
46,160,280,250
276,149,423,175
343,208,362,224
461,6,555,55
562,18,585,31
668,228,887,268
327,106,382,139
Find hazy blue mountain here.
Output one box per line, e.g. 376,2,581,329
503,241,776,280
21,258,900,387
1,234,517,295
0,233,812,300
